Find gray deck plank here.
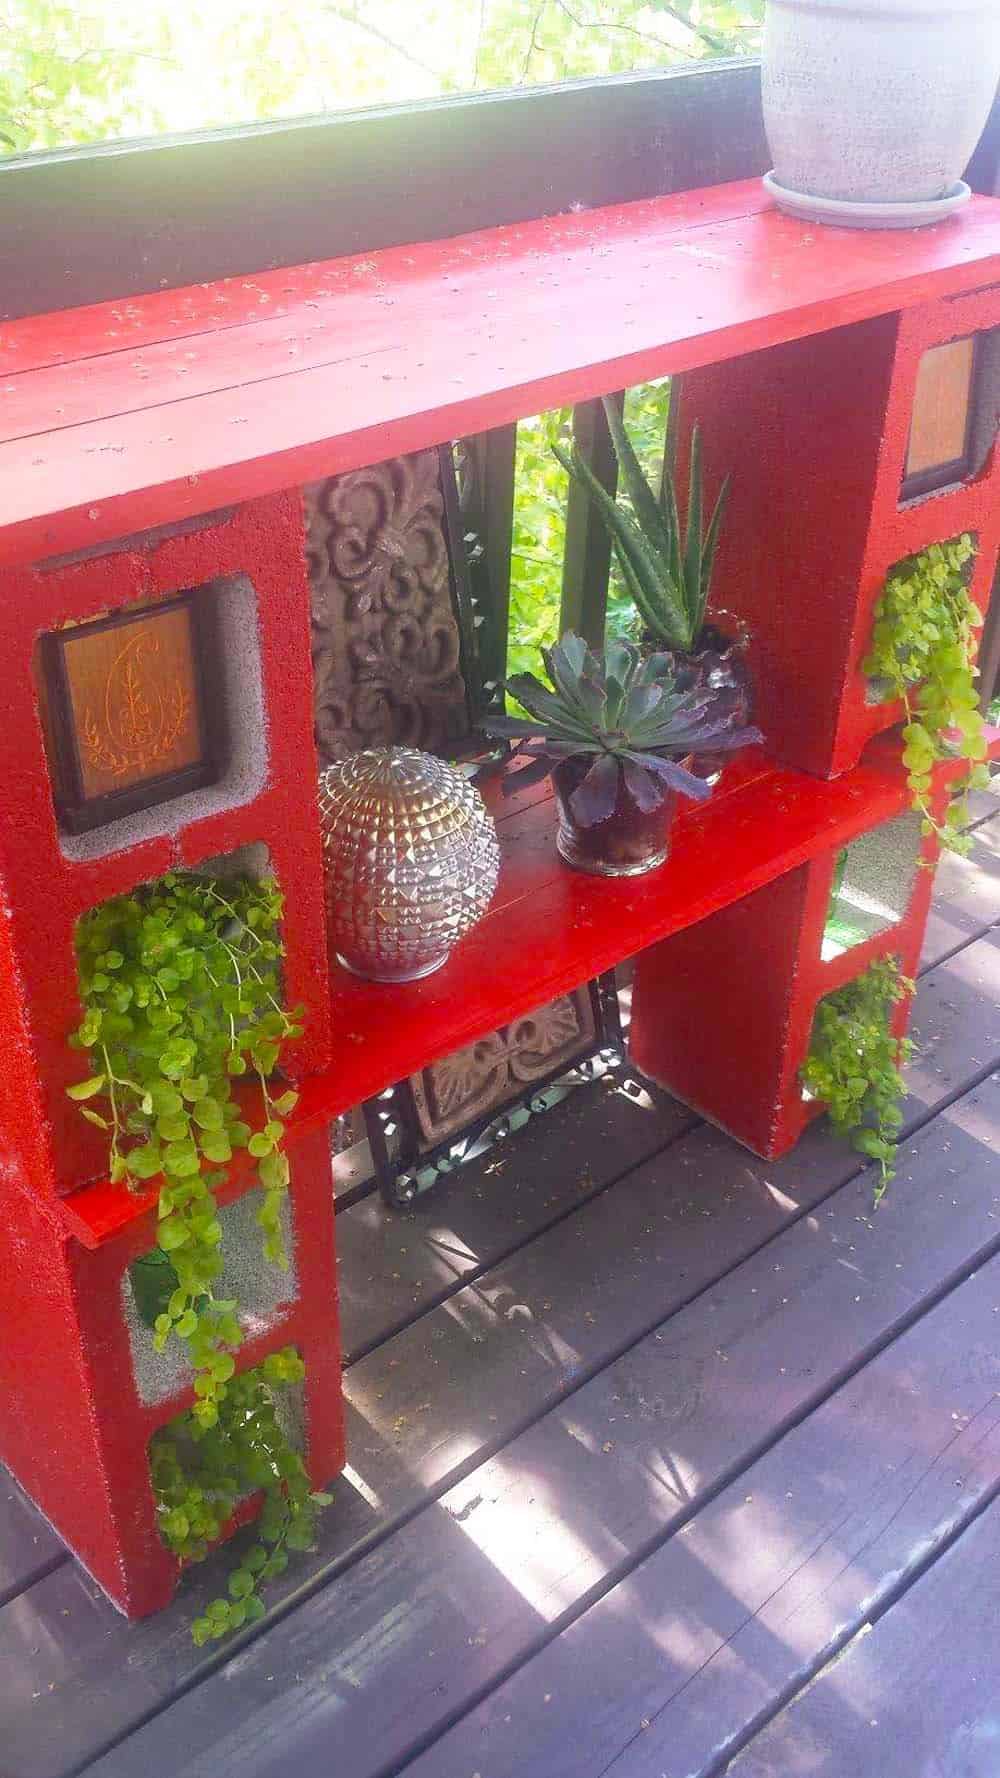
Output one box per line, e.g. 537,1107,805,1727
402,1250,1000,1778
337,1073,694,1364
723,1488,1000,1778
0,1477,63,1608
919,815,999,970
0,1070,692,1612
964,779,1000,828
901,931,999,1124
86,1071,1000,1778
0,852,996,1774
3,1114,870,1778
1,937,996,1778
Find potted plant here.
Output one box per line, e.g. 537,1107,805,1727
553,400,753,761
485,634,761,877
761,0,1000,229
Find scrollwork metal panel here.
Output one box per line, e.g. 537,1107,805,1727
306,448,474,763
409,989,596,1145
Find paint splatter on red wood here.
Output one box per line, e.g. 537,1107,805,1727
3,181,1000,566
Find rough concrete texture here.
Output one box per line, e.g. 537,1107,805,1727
631,798,938,1160
125,1187,298,1405
0,489,332,1201
968,325,1000,486
824,810,923,953
38,507,237,571
762,0,999,206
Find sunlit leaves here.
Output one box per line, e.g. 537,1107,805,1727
863,534,986,854
801,957,915,1204
507,381,670,689
3,0,762,158
150,1348,326,1644
64,867,315,1638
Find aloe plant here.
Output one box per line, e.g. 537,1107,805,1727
485,634,760,826
553,398,729,653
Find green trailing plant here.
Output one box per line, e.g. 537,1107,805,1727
151,1346,331,1644
67,869,327,1633
485,633,761,822
800,957,915,1204
553,397,729,653
863,534,990,855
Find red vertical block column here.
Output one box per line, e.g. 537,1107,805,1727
0,492,331,1204
674,313,898,779
0,1123,343,1618
678,283,1000,779
831,285,1000,773
629,789,936,1159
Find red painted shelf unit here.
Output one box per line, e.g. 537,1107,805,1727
0,179,998,1616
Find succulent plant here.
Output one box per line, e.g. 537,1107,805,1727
485,634,761,827
553,397,729,654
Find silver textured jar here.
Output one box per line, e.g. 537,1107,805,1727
318,748,500,983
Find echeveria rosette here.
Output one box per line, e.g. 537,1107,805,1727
486,633,762,826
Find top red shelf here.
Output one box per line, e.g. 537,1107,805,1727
4,179,1000,569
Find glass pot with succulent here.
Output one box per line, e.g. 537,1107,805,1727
485,634,762,877
553,399,752,763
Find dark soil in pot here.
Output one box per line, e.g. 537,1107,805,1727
552,755,678,877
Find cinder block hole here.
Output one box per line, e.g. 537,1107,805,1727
71,837,282,1068
900,326,1000,505
34,571,267,860
821,812,923,961
192,839,272,882
865,531,979,706
125,1185,297,1405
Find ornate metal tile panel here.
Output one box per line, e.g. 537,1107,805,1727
306,448,473,762
408,988,597,1147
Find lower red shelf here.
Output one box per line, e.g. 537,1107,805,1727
59,742,918,1248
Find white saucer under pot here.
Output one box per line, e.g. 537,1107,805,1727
762,0,1000,227
763,171,973,230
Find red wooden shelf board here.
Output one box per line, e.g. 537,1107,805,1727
4,181,1000,567
300,756,909,1121
59,736,1000,1252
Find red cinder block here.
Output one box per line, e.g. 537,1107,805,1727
0,492,331,1201
629,786,938,1159
0,1122,343,1618
678,285,1000,779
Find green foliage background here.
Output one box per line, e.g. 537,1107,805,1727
507,380,671,678
1,1,762,154
1,0,757,677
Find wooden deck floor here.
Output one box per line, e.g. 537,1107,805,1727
2,794,999,1778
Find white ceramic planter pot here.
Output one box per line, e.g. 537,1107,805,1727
763,0,1000,221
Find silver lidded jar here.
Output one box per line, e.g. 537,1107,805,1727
318,747,500,983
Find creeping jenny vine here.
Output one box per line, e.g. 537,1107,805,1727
800,956,914,1205
68,870,329,1640
864,534,990,855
